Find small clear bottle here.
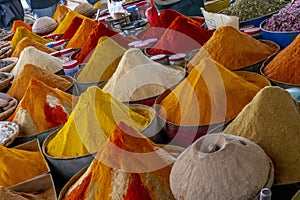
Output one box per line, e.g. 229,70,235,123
136,1,150,19
63,60,79,78
150,54,169,65
169,53,186,67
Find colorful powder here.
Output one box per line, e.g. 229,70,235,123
53,10,86,35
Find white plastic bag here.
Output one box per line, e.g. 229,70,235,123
201,7,239,30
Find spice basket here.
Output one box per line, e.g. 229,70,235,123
234,40,280,73
260,60,300,89
0,57,18,72
9,125,63,148
42,129,96,182
0,121,19,147
153,89,228,147
0,95,17,121
0,72,13,91
260,19,300,49
129,104,166,144
8,173,57,200
58,144,185,200
123,66,187,107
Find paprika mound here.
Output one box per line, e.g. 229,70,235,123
45,86,150,158
76,36,126,82
59,16,83,40
263,34,300,84
0,144,48,187
65,18,97,49
10,20,32,33
156,58,263,126
147,16,213,56
187,26,278,71
64,121,175,200
9,78,73,137
12,37,55,58
224,86,300,184
7,64,72,102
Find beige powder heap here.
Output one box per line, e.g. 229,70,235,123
10,46,63,78
224,86,300,184
103,48,185,102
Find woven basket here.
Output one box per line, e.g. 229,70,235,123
0,72,13,91
0,121,19,147
0,46,12,59
0,57,18,73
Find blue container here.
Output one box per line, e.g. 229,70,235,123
260,19,300,49
239,12,275,28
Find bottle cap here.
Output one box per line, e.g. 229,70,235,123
126,5,137,11
169,53,186,61
60,48,73,55
53,39,65,47
243,27,261,35
150,54,167,61
128,40,143,48
49,51,61,57
45,42,55,48
63,60,79,69
137,1,148,6
43,33,58,39
134,41,149,48
143,38,158,45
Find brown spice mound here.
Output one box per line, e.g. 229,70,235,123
187,26,277,71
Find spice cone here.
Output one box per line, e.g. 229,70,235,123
65,121,176,200
224,86,300,184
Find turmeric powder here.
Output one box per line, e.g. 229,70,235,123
12,37,55,58
7,64,72,101
11,27,50,51
76,36,126,82
65,18,97,49
187,26,278,71
263,34,300,84
53,10,86,35
9,78,73,137
65,121,175,200
45,86,150,158
0,144,48,187
157,58,263,126
52,4,70,24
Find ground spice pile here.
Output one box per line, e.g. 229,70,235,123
187,26,278,71
53,4,70,24
53,10,86,35
0,186,55,200
103,48,185,102
11,46,63,78
11,27,50,51
59,16,83,40
9,78,73,137
65,18,97,49
140,9,204,40
224,86,300,184
76,36,126,82
10,20,32,33
12,37,55,58
0,144,48,187
74,22,135,63
8,64,72,101
263,34,300,84
45,86,150,158
147,16,213,56
157,58,263,126
65,121,175,200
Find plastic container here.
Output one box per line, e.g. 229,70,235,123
60,48,74,58
143,38,158,47
239,12,276,28
169,53,186,67
134,40,149,51
128,40,143,48
136,1,150,18
126,5,140,21
49,51,61,57
260,19,300,49
46,39,69,51
63,60,79,78
150,54,169,65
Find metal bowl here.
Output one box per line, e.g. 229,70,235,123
260,60,300,89
42,129,96,181
260,19,300,49
154,89,229,147
233,40,280,73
